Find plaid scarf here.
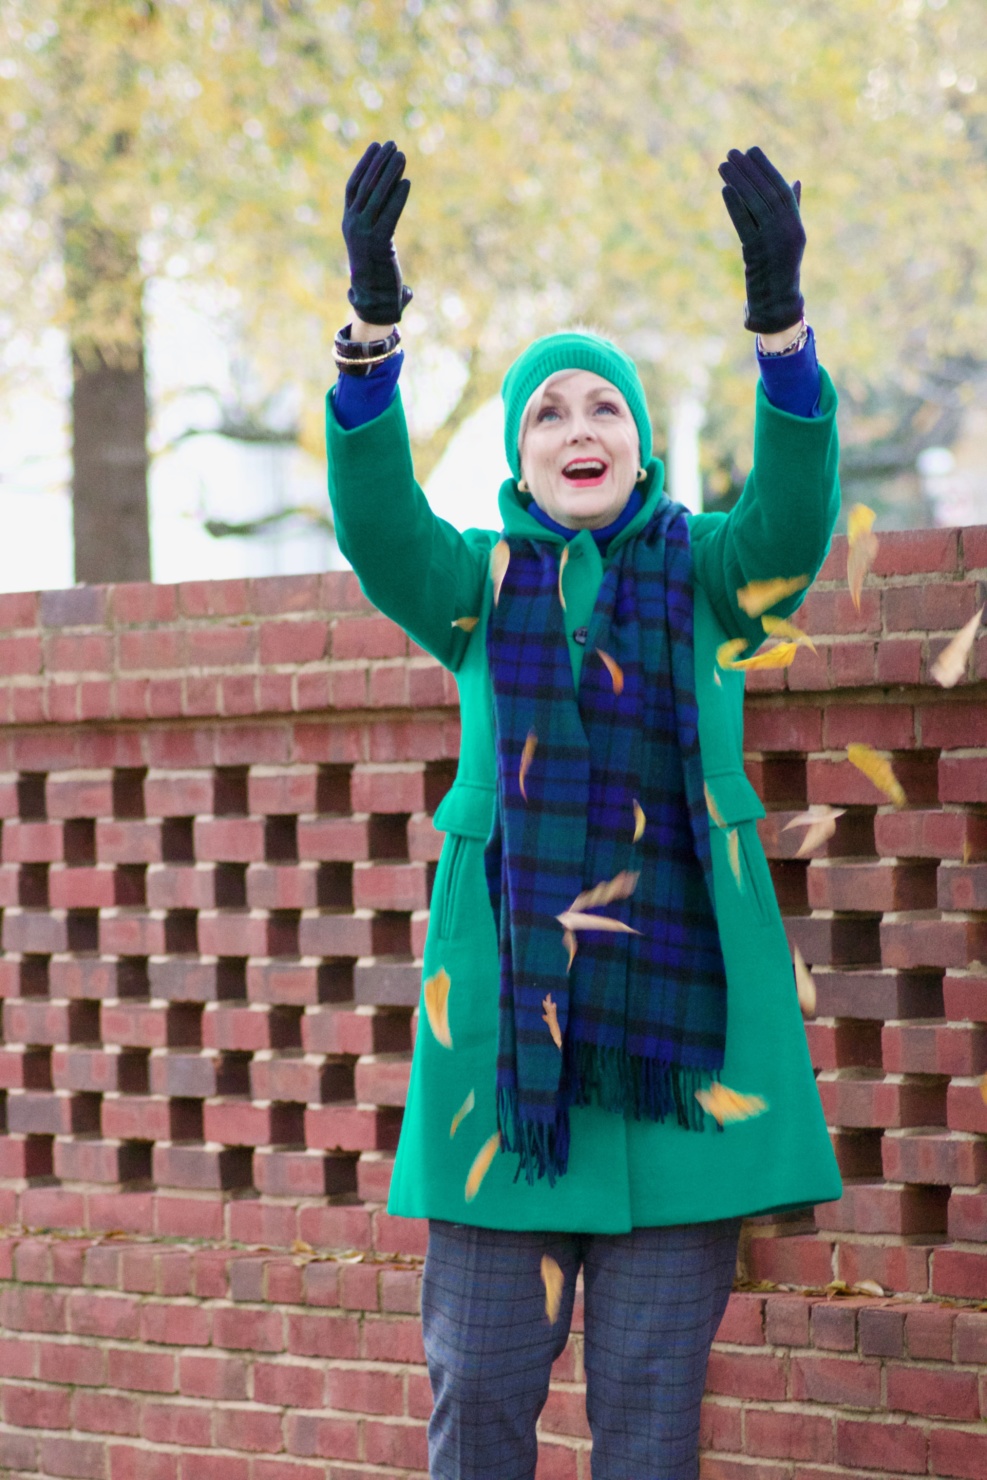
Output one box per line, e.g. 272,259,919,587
485,498,728,1184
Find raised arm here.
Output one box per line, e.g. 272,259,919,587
327,142,488,669
691,147,840,646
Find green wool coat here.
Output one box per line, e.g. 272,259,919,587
325,370,844,1232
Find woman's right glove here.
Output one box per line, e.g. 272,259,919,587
342,140,413,325
718,146,805,334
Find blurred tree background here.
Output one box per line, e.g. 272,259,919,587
1,0,986,581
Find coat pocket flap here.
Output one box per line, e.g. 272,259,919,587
431,781,496,840
704,769,766,825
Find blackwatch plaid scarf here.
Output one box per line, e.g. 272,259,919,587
485,498,728,1185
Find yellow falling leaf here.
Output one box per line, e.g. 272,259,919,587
726,828,743,890
762,615,818,653
713,668,723,687
793,945,817,1016
597,649,624,695
465,1132,501,1202
569,870,639,914
452,616,479,632
931,605,984,689
980,1073,987,1108
847,504,879,612
726,642,800,672
562,929,577,972
449,1089,475,1139
632,799,646,843
556,910,641,935
736,574,810,617
541,1255,564,1323
783,805,846,857
695,1082,769,1125
847,743,906,807
519,729,538,801
705,783,727,830
717,637,749,669
491,540,510,605
541,994,563,1050
847,502,877,544
423,967,453,1049
558,545,569,611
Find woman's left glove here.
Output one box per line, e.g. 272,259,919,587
342,139,413,325
718,146,804,334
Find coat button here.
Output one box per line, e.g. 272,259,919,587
573,627,588,646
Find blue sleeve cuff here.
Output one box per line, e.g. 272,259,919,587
756,326,821,419
330,350,404,431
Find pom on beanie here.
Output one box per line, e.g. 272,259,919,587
500,330,653,480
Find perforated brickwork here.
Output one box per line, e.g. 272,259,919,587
0,530,983,1303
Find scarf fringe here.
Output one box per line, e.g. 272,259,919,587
499,1044,720,1185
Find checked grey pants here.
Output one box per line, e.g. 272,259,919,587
422,1216,741,1480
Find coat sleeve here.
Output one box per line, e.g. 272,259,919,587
689,366,840,649
326,387,490,671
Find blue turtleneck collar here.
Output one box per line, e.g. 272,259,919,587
527,488,644,549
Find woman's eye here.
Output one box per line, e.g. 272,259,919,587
537,406,561,422
594,402,619,415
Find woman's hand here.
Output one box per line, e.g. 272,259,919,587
342,140,413,330
718,146,805,334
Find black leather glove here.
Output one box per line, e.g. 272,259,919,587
342,140,413,326
718,146,805,334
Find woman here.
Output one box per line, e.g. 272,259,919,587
326,140,841,1480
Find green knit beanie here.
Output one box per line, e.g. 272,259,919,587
501,330,653,480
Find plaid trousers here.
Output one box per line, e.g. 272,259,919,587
422,1216,741,1480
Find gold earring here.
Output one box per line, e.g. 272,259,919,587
635,467,648,485
518,477,530,493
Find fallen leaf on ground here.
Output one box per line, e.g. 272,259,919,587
542,994,563,1050
851,1279,884,1298
452,616,479,632
597,649,624,695
556,910,641,935
450,1090,475,1139
736,574,810,617
793,945,817,1016
562,929,577,972
727,828,743,889
541,1255,564,1323
762,614,818,652
558,546,569,611
695,1082,769,1125
569,870,639,914
847,743,906,807
847,503,879,612
783,805,845,857
931,605,984,688
491,540,510,605
633,800,646,842
519,730,537,801
291,1239,316,1256
424,967,453,1049
465,1132,501,1202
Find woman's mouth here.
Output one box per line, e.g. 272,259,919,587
561,459,608,488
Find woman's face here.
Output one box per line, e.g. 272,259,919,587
520,370,641,530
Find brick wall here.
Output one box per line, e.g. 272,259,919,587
0,528,985,1477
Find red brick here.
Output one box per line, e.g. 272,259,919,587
212,1306,284,1352
928,1426,987,1480
883,1129,987,1186
791,1355,881,1407
304,1103,402,1152
747,1234,834,1288
931,1247,987,1299
886,1362,979,1419
141,1397,211,1446
284,1412,361,1461
835,1416,928,1473
118,628,183,670
883,1021,987,1076
363,1418,429,1470
72,1389,140,1437
253,1359,327,1408
940,754,987,803
193,816,264,862
834,1240,933,1296
178,1353,248,1401
744,1408,834,1463
213,1405,285,1452
38,1435,107,1480
3,1380,72,1429
949,1188,987,1241
807,860,935,912
881,914,987,971
704,1350,787,1401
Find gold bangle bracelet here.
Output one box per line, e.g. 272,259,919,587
332,344,402,368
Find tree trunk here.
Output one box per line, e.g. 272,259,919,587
71,343,150,583
64,215,151,585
